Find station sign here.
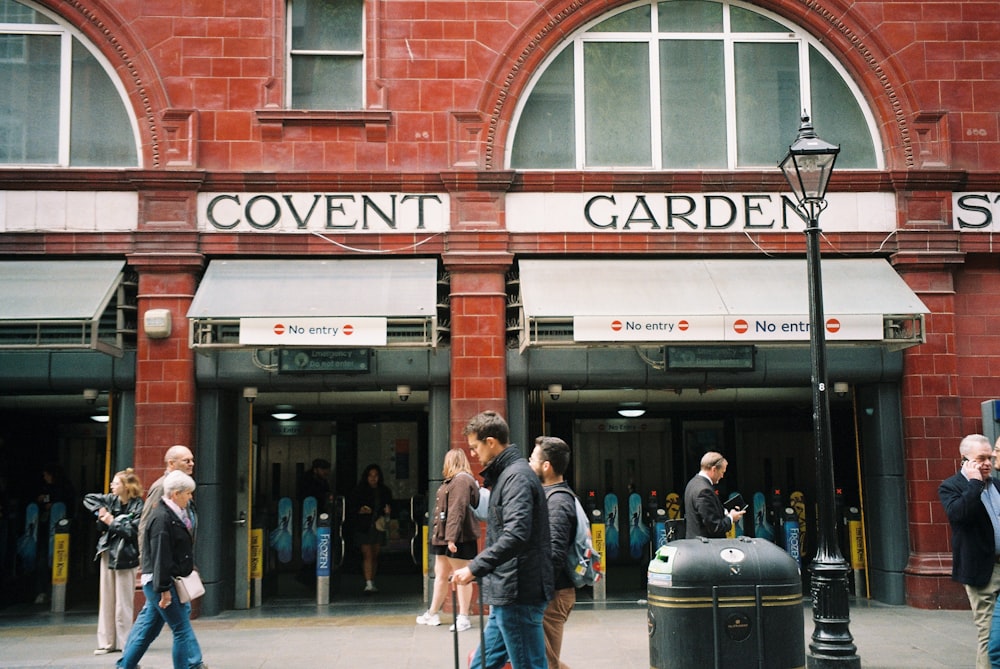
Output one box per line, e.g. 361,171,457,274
239,317,387,346
507,192,896,233
574,314,884,342
197,192,449,233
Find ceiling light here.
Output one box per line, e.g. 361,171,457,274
90,414,110,423
617,402,646,418
272,404,296,420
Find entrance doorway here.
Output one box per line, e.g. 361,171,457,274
253,417,424,603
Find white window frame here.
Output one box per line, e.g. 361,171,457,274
285,0,367,110
508,0,883,171
0,2,141,168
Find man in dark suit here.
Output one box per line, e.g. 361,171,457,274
683,451,745,539
938,433,1000,669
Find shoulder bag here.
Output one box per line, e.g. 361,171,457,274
174,569,205,603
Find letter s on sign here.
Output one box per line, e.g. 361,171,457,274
955,194,993,229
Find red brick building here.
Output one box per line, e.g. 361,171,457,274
0,0,997,614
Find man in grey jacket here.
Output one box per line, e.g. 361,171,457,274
453,411,553,669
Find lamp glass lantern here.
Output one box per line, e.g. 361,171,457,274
779,116,839,206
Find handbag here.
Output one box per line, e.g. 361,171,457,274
174,569,205,604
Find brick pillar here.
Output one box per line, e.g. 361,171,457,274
442,234,513,460
895,255,967,608
126,253,204,491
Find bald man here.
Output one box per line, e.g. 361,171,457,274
683,451,745,539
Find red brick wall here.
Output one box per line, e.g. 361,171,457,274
49,0,1000,174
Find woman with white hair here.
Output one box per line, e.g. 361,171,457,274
119,469,208,669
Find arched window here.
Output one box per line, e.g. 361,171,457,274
508,0,880,170
0,0,139,167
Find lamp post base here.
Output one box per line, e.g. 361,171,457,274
807,559,860,669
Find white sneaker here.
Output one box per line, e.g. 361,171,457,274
416,611,441,626
364,582,378,593
449,614,472,632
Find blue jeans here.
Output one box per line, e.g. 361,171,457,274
470,602,547,669
117,581,202,669
989,596,1000,669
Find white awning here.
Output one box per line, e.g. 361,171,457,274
517,258,927,347
0,260,130,355
187,258,440,348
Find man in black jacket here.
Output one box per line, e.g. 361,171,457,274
453,411,553,669
530,436,576,669
938,433,1000,669
683,451,745,539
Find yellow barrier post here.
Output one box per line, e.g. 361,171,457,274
591,508,606,602
50,518,70,613
250,528,263,607
847,507,866,598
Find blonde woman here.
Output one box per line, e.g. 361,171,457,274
416,448,481,631
83,468,144,655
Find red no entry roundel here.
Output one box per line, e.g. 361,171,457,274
826,318,841,333
273,323,285,335
733,319,748,334
343,324,354,336
611,320,623,331
678,320,689,331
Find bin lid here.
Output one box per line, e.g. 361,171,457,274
647,537,799,586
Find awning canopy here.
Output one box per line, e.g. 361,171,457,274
0,260,132,356
187,258,441,348
517,259,927,349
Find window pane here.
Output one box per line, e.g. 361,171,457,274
0,34,59,164
809,47,876,168
511,48,575,169
291,54,362,109
292,0,363,51
660,40,726,168
730,6,786,32
70,40,137,166
584,42,651,166
734,42,799,166
658,0,722,33
0,0,56,24
590,5,651,33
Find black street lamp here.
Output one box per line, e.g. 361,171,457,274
779,116,860,669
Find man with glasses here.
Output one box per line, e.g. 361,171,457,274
683,451,745,539
939,434,1000,669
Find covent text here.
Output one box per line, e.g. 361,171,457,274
199,193,448,232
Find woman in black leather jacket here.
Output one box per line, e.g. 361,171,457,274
83,468,144,655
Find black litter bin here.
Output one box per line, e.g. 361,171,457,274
647,536,804,669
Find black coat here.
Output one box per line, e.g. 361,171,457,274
145,502,195,594
469,445,553,606
83,493,143,569
939,471,996,587
684,473,730,539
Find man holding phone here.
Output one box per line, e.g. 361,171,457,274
683,451,746,539
938,434,1000,669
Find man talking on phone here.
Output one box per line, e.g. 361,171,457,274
939,434,1000,669
683,451,746,539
